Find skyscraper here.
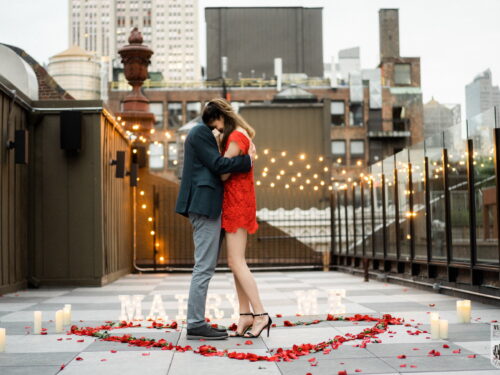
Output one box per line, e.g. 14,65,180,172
465,69,500,121
68,0,200,82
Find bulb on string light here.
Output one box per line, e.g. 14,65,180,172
262,172,267,177
270,182,275,188
150,230,155,236
141,204,147,209
285,184,290,189
256,180,261,186
299,185,304,190
276,175,281,180
281,151,286,157
263,149,269,155
140,190,145,196
117,116,122,121
297,172,301,177
318,156,324,162
306,179,311,184
150,129,155,134
263,167,269,172
270,158,276,163
288,161,294,166
313,174,318,179
324,167,328,172
320,181,325,186
132,124,140,130
306,164,311,169
159,256,164,262
299,153,306,160
280,170,285,175
291,177,296,182
337,158,342,164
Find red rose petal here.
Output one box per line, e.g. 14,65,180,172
110,350,117,353
338,371,347,375
100,359,107,362
468,354,476,358
397,354,406,359
308,357,317,363
442,344,450,348
355,370,362,373
75,357,83,361
400,364,407,368
452,349,461,354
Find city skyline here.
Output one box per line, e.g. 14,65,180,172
0,0,499,113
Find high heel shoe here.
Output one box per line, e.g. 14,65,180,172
229,313,254,337
244,312,272,338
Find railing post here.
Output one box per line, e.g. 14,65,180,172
424,156,433,277
329,190,336,266
466,136,479,285
443,148,454,282
344,188,349,258
408,160,417,275
394,165,401,263
361,181,366,257
381,174,388,265
370,179,376,258
352,184,357,257
494,109,500,281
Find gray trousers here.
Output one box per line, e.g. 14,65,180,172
187,213,223,329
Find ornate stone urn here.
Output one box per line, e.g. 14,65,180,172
116,27,155,132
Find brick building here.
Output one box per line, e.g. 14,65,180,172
107,8,423,185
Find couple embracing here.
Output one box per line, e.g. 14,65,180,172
175,98,272,340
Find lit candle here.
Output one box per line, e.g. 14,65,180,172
462,300,471,323
439,319,448,339
34,311,42,334
456,300,465,323
430,313,440,340
55,310,64,333
63,305,72,325
0,328,5,352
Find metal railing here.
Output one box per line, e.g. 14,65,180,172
332,107,500,291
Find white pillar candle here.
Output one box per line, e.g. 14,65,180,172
462,300,471,323
63,305,72,326
0,328,5,352
34,311,42,334
439,319,448,339
55,310,64,333
429,312,440,323
430,314,440,340
456,301,464,323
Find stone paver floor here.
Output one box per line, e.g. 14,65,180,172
0,271,499,374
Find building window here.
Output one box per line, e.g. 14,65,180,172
186,102,201,122
331,140,346,165
150,102,164,129
350,140,365,166
167,141,178,168
330,101,345,126
149,142,164,170
349,104,363,126
394,64,411,85
167,102,182,127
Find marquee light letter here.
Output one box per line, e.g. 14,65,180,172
147,294,168,321
225,293,239,320
175,294,188,321
295,290,318,315
119,295,144,321
206,293,224,320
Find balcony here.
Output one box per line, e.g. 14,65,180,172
367,118,411,138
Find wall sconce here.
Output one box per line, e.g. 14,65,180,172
6,129,29,164
110,150,126,178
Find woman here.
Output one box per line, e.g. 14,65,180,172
201,98,272,338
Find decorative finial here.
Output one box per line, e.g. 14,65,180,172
128,27,143,44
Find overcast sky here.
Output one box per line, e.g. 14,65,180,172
0,0,499,110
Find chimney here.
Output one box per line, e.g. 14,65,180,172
379,9,400,59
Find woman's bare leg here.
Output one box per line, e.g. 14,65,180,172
227,228,269,336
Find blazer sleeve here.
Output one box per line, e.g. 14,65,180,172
189,126,251,175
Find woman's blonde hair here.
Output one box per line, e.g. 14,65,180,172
202,98,255,152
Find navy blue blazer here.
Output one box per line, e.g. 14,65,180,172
175,123,252,219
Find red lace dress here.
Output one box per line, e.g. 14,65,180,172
221,130,258,234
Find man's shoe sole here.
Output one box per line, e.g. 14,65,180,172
187,334,228,340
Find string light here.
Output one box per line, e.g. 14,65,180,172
270,182,275,188
306,164,311,169
148,217,153,222
281,151,287,157
263,149,269,155
256,181,261,186
280,170,285,175
141,204,147,209
140,190,145,196
285,184,290,189
132,124,140,130
159,256,164,262
288,161,294,166
299,185,304,190
299,153,306,160
270,158,276,163
150,230,155,236
150,129,155,134
318,156,324,162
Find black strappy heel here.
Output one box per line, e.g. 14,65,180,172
229,313,254,337
244,312,272,338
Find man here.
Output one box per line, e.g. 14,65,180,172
175,117,255,340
